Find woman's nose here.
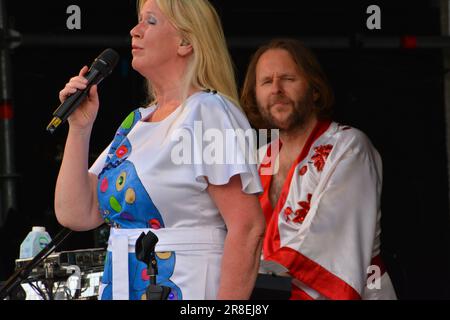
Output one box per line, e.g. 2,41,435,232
130,23,142,38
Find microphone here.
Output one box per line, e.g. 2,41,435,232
135,231,171,300
46,48,120,134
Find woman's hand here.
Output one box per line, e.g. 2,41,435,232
59,66,99,131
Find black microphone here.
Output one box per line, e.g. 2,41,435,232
46,48,120,134
135,231,171,300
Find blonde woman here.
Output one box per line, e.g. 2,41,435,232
54,0,265,300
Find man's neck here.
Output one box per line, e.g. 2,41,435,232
268,116,318,209
279,116,318,154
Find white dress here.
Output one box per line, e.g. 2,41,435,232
89,91,262,300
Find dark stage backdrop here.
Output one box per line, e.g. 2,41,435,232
1,0,449,299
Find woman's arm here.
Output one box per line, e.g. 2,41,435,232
54,127,104,231
207,175,266,299
54,66,104,231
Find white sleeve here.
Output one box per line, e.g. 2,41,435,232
186,94,263,195
88,142,112,176
275,131,382,298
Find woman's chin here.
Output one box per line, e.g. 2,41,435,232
131,60,144,74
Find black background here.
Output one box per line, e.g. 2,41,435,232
1,0,449,299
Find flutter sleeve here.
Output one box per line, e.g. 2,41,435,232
184,93,263,195
88,143,111,176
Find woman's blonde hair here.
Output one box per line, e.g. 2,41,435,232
137,0,239,107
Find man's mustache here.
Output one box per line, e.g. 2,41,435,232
268,94,293,107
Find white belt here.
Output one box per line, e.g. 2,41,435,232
107,227,226,300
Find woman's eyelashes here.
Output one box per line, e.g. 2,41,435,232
138,13,157,25
147,15,157,25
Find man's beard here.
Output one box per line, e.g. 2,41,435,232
258,89,316,132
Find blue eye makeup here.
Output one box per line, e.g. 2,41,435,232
138,13,157,25
147,15,157,25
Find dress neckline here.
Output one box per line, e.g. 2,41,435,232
139,90,206,125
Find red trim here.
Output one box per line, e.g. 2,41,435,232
291,285,314,300
371,255,386,276
401,35,417,49
258,119,387,300
258,140,282,223
261,120,332,258
259,185,274,224
267,247,361,300
0,102,13,120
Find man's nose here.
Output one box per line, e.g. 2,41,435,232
270,78,283,94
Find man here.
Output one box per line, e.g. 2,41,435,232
241,38,397,300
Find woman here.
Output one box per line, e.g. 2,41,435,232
54,0,265,300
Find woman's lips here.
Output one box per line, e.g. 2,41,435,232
131,45,143,52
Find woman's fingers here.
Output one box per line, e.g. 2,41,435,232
66,79,87,90
89,84,97,96
59,66,98,106
59,75,90,102
69,76,88,84
87,85,98,103
79,65,89,77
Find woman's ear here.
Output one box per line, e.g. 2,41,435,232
178,39,193,57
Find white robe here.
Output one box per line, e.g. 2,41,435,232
258,121,397,300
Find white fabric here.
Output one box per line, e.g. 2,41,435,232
107,227,227,253
107,227,226,300
261,122,397,299
362,273,397,300
90,91,262,230
89,91,262,299
111,233,129,300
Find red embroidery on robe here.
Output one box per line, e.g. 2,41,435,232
284,206,293,222
293,193,312,223
311,145,333,172
299,165,308,176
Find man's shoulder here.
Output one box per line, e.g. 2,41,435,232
256,122,379,162
326,122,375,150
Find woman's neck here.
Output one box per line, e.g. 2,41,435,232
145,85,200,122
153,85,200,109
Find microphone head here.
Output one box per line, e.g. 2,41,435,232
135,231,159,265
91,48,120,77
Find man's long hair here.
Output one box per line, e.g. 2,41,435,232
240,38,334,129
